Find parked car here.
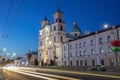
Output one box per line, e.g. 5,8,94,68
89,65,107,71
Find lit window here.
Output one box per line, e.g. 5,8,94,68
100,47,104,53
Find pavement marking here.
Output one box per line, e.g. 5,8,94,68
5,68,57,80
19,69,80,80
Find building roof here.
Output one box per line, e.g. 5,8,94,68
64,25,120,43
66,33,74,38
26,51,38,55
71,22,81,33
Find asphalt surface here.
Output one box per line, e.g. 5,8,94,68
0,68,120,80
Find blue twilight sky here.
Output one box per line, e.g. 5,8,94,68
0,0,120,57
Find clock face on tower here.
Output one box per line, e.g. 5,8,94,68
44,25,50,33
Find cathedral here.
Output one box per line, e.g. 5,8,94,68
38,8,120,66
38,7,82,66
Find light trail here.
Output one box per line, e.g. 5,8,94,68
19,69,80,80
36,68,120,79
4,67,57,80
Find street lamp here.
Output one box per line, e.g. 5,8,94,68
104,24,109,28
3,48,6,52
13,53,16,56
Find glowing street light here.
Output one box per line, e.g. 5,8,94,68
13,53,16,56
104,24,108,28
3,48,6,51
49,41,52,45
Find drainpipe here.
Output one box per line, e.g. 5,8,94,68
95,32,100,65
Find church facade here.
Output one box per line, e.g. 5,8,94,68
38,8,120,66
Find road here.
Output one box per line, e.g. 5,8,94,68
0,67,120,80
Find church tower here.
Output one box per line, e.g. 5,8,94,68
50,7,66,66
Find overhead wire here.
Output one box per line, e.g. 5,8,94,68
0,0,13,45
0,0,24,46
7,0,24,35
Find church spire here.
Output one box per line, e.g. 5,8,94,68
57,1,61,12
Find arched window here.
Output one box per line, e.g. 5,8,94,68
59,18,62,22
75,34,77,37
60,26,63,31
54,26,56,31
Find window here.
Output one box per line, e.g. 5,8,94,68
60,26,63,31
83,42,86,47
59,18,62,23
70,61,72,66
54,36,56,42
80,60,83,66
107,35,111,42
76,51,79,57
70,45,72,49
64,46,66,51
79,43,82,48
92,60,95,66
85,60,87,66
101,59,104,65
100,47,104,53
79,51,82,56
75,43,78,49
91,40,94,46
84,50,87,56
70,53,72,57
109,59,114,66
91,49,95,55
76,60,79,66
64,53,66,58
108,46,112,53
75,34,77,37
99,38,103,44
61,36,63,42
54,26,56,31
